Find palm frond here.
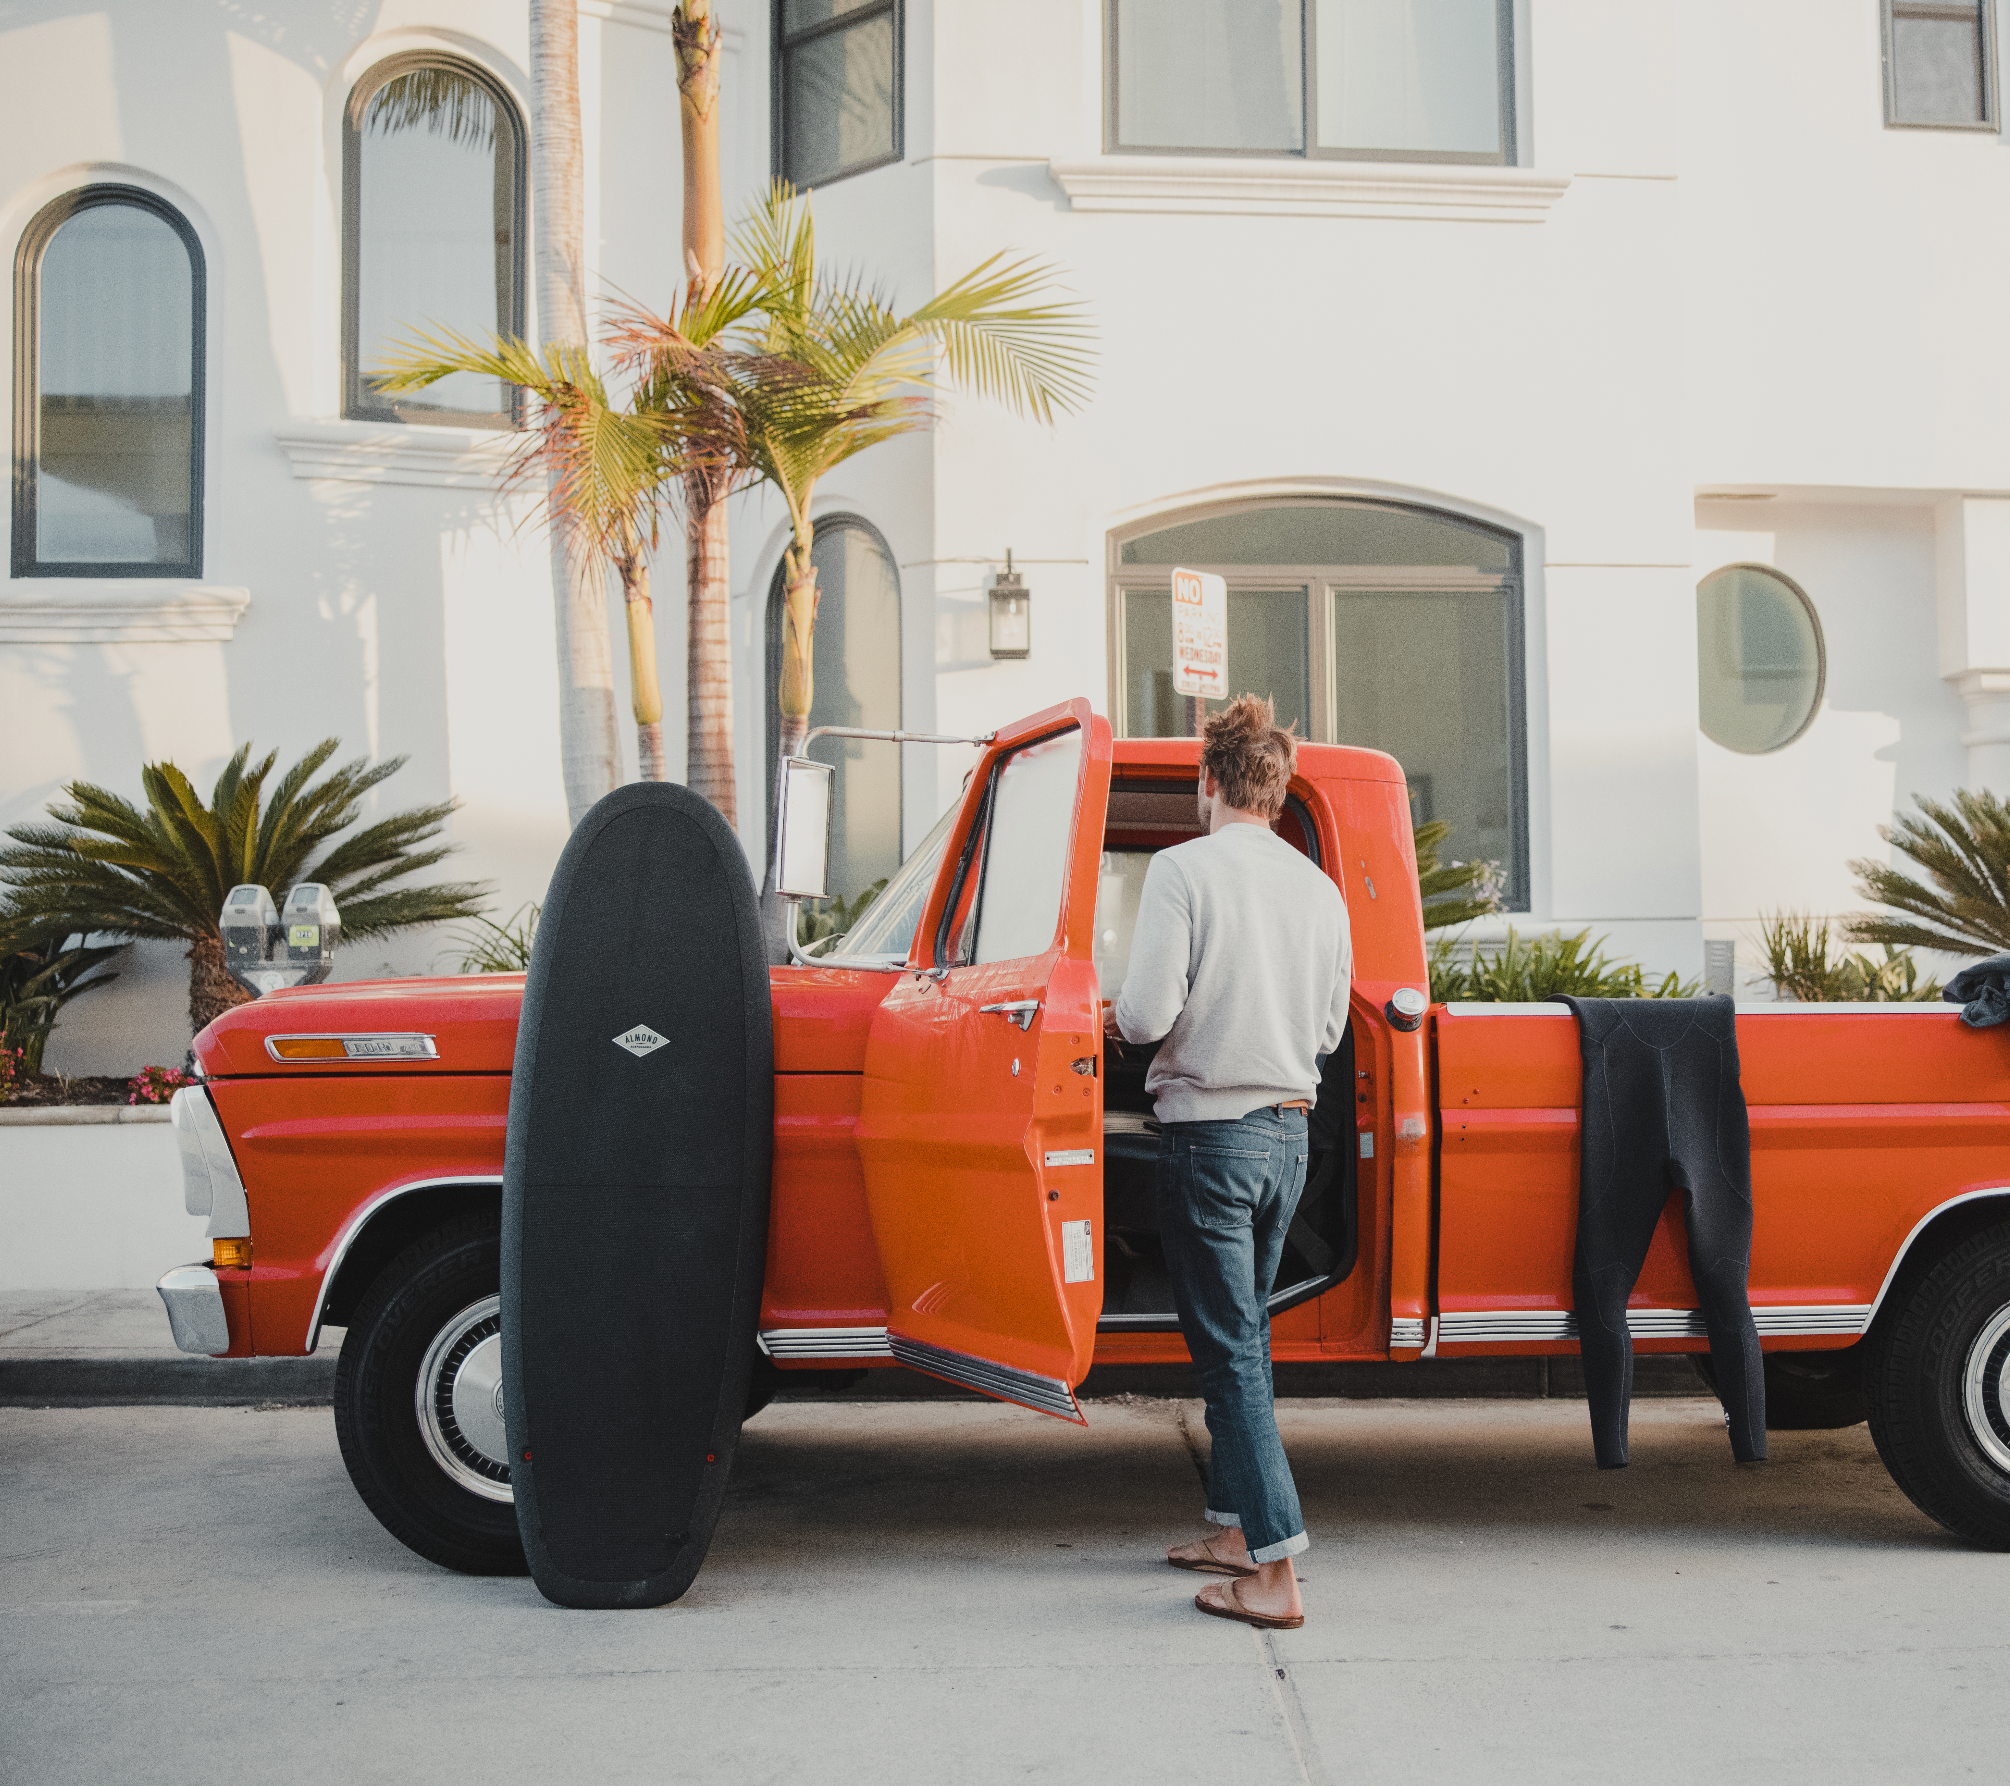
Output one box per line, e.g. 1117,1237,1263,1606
1844,789,2010,958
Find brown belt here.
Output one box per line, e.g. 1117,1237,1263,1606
1271,1099,1311,1112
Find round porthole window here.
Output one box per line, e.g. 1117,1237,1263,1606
1696,564,1825,753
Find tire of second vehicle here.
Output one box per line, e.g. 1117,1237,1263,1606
333,1215,528,1577
1865,1220,2010,1551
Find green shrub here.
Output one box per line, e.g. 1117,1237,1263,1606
799,878,887,951
1429,926,1698,1003
1756,909,1939,1002
453,904,539,974
1414,817,1504,932
0,933,123,1074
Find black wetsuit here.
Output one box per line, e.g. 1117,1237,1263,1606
1553,996,1766,1469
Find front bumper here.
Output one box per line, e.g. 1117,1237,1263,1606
157,1264,231,1356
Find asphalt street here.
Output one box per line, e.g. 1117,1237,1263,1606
2,1395,2003,1784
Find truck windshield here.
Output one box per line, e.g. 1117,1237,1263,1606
816,800,962,964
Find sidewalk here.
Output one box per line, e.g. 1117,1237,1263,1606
0,1288,1709,1406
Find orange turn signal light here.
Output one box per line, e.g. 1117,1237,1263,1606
212,1237,253,1270
267,1037,347,1060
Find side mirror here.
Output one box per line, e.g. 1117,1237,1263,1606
220,882,341,996
772,756,833,902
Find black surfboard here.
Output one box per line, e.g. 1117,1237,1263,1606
501,781,773,1609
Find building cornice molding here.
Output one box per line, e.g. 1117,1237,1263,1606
1047,157,1572,223
273,419,517,490
0,583,250,644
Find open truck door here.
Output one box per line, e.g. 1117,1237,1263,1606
857,699,1113,1421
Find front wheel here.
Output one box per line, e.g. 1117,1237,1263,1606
333,1215,526,1575
1865,1221,2010,1549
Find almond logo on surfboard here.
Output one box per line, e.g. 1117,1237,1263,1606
613,1025,669,1057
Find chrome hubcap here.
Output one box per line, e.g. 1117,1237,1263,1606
416,1295,513,1503
1961,1301,2010,1478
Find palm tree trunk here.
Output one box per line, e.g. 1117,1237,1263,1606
776,545,820,763
532,0,620,824
675,3,735,824
685,472,735,819
622,557,667,780
187,932,254,1037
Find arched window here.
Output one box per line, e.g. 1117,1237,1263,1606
11,185,204,578
766,516,904,905
344,54,525,426
1110,496,1527,907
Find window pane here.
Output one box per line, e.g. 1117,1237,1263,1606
1123,587,1310,737
1120,500,1511,570
798,524,904,905
784,0,883,28
36,204,194,565
973,729,1083,964
1115,0,1305,152
1331,588,1518,901
783,15,897,186
356,68,511,417
1891,3,1987,125
1315,0,1503,155
1696,566,1823,754
834,798,958,962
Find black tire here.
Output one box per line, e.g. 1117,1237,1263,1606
1691,1347,1867,1429
333,1214,527,1575
1865,1221,2010,1550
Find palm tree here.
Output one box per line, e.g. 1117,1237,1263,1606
676,183,1095,766
0,742,491,1035
530,0,621,821
674,0,737,821
1845,789,2010,957
1413,817,1504,931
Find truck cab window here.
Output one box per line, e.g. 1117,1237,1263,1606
938,729,1084,968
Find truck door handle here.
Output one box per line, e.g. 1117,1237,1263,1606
979,1000,1040,1030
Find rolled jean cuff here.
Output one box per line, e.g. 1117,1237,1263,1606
1249,1530,1309,1566
1204,1509,1241,1529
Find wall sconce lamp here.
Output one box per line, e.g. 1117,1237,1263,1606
988,551,1031,660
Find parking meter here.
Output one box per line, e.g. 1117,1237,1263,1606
219,882,341,996
281,883,340,984
221,884,286,995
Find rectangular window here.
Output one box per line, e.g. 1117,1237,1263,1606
775,0,902,188
1109,0,1514,163
1884,0,1998,129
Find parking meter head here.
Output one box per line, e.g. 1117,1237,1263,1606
773,756,833,902
282,883,341,984
221,885,283,995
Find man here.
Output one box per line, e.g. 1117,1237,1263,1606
1104,694,1352,1631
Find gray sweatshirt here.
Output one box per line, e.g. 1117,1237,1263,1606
1111,823,1353,1124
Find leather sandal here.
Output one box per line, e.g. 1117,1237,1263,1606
1166,1535,1257,1578
1194,1577,1304,1631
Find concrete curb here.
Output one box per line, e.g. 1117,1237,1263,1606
0,1353,1709,1409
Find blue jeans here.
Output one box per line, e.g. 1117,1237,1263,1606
1158,1108,1310,1563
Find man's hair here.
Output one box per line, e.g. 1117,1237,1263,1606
1200,694,1297,819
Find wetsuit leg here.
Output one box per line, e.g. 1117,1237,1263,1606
1673,1176,1767,1463
1572,1174,1676,1470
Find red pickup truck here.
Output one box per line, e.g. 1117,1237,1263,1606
158,698,2010,1571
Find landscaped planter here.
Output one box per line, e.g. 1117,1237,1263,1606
0,1106,208,1291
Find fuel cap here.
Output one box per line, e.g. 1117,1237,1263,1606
1384,986,1428,1032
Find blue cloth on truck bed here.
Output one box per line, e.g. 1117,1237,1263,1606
1549,995,1766,1469
1943,953,2010,1028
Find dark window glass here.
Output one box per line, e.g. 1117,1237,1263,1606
345,56,525,425
12,186,203,578
1886,1,1996,127
767,517,904,906
1112,0,1513,164
777,0,901,188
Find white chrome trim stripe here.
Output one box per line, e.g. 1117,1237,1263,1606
887,1333,1081,1420
306,1175,504,1353
758,1326,893,1360
1388,1317,1427,1348
1436,1305,1873,1344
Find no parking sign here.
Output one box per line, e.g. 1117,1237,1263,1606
1171,567,1226,699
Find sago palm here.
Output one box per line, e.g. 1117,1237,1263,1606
1845,789,2010,957
0,741,490,1035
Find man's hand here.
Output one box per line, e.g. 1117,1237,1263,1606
1101,1002,1124,1043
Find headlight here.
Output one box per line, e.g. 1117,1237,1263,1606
170,1086,250,1239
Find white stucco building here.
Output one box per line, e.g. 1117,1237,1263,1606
5,0,2008,1071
